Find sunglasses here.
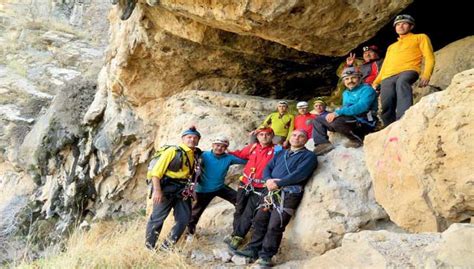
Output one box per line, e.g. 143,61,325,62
344,71,358,75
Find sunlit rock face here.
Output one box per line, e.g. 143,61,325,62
365,69,474,232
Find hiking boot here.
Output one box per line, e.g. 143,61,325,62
313,143,334,155
159,239,174,252
145,242,155,250
120,0,136,20
146,0,160,6
234,247,258,259
224,235,243,250
344,140,362,148
255,257,273,267
185,234,194,244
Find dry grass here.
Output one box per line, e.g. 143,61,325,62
16,217,199,269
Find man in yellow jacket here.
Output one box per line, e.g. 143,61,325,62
145,126,200,250
252,101,294,145
372,14,435,126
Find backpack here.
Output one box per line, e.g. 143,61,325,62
146,145,187,180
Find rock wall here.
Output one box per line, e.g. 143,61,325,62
365,69,474,232
104,0,412,104
152,0,411,56
0,0,108,163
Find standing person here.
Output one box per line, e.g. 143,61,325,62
235,129,318,267
252,101,294,145
186,136,246,237
372,14,435,126
294,101,316,138
224,128,279,250
346,45,384,85
312,67,378,155
145,126,201,250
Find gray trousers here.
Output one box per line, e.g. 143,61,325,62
145,193,191,248
380,71,419,126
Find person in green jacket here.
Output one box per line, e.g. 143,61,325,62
250,101,294,145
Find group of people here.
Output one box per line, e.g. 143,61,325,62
145,126,316,267
144,14,435,267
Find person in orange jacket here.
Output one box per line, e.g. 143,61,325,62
372,14,435,126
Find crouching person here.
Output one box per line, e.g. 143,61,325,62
145,126,201,250
235,129,317,267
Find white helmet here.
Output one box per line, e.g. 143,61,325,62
296,101,309,109
212,136,229,146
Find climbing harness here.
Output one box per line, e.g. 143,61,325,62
181,155,201,200
239,168,264,196
257,188,297,228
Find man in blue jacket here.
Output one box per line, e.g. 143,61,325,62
235,129,317,267
312,67,378,155
186,136,246,237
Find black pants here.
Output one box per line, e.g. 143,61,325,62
312,115,373,145
187,186,237,234
380,70,419,126
145,184,191,248
232,183,264,237
246,191,303,259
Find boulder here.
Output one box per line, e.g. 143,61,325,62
365,69,474,232
414,36,474,102
149,90,279,150
284,146,387,255
302,223,474,269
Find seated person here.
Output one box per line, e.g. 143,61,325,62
312,67,378,155
310,99,329,118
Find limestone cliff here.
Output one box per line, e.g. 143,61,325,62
104,0,412,103
3,0,474,266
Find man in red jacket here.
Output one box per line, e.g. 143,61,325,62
294,101,316,138
224,127,281,250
